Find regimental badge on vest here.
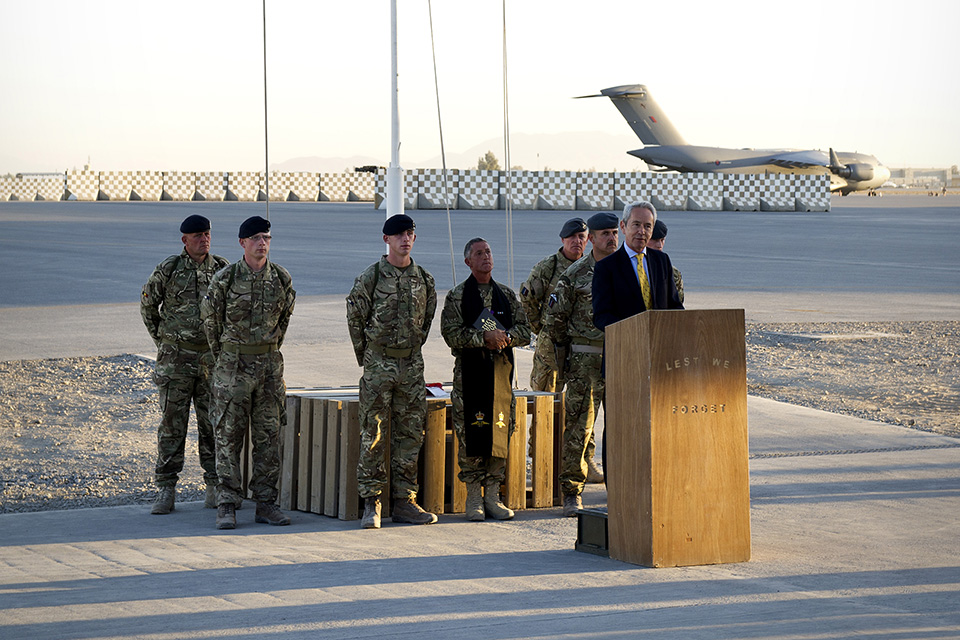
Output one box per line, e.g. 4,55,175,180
471,411,489,429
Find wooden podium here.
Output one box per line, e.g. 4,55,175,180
605,309,751,567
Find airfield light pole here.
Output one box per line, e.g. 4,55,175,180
385,0,403,219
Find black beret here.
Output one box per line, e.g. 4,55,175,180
239,215,270,239
382,214,416,235
180,214,210,234
559,217,588,238
587,212,618,231
651,220,668,240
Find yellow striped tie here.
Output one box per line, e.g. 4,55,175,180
637,254,653,310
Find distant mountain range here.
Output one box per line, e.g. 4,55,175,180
270,131,649,174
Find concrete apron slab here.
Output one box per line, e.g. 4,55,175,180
2,397,959,639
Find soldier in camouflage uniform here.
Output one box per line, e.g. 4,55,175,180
441,238,531,522
542,212,620,516
519,218,587,392
647,220,684,304
141,214,230,515
346,214,438,529
201,216,295,530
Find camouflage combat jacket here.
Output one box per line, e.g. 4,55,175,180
440,279,531,358
141,249,230,349
201,258,295,361
345,256,437,366
519,249,576,334
542,252,604,346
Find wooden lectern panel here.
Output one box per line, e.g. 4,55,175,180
607,309,751,567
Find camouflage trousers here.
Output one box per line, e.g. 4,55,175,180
530,333,564,392
210,351,286,506
451,359,514,485
559,351,603,496
154,373,217,487
357,350,427,500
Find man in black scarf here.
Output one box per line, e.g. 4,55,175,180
440,238,531,521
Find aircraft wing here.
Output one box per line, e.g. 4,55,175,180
767,149,830,169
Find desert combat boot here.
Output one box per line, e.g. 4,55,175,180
391,498,438,525
465,483,485,521
216,503,236,530
586,458,605,483
255,502,291,526
151,486,175,515
361,496,381,529
562,493,583,517
483,481,515,520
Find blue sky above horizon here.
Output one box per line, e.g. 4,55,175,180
2,0,957,174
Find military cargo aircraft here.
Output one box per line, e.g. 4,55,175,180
580,84,890,195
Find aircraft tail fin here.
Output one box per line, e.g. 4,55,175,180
576,84,686,147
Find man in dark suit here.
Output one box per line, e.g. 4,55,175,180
593,201,683,333
591,201,684,477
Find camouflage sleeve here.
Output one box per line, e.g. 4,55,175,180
201,271,226,361
440,286,484,350
140,265,165,348
519,266,546,334
674,267,684,305
421,269,437,345
345,267,374,366
505,286,532,349
542,275,572,346
275,268,296,349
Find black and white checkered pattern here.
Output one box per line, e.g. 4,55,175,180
373,172,417,208
647,173,687,210
576,172,614,210
227,172,263,201
722,174,762,210
537,171,576,209
284,173,320,201
66,171,99,201
417,169,458,209
794,174,831,211
684,172,723,211
133,171,164,201
98,171,136,200
458,170,499,208
163,171,196,201
499,171,538,209
0,176,14,201
195,172,227,201
612,172,651,209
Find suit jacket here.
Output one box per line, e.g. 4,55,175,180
592,245,683,332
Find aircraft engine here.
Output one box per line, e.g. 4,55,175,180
834,163,875,182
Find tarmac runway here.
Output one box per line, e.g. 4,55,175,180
1,194,959,638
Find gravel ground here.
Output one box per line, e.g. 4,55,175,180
1,320,958,514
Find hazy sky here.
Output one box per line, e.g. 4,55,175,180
2,0,958,174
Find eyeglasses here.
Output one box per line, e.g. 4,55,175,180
248,234,272,244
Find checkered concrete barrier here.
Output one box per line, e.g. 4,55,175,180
66,171,100,201
499,171,539,209
321,172,375,202
684,172,724,211
457,170,500,209
226,172,263,201
374,171,418,209
96,171,135,200
535,171,577,210
794,174,831,211
576,172,614,210
613,172,651,210
758,174,796,212
162,171,196,201
647,173,688,211
11,175,66,201
417,169,458,209
0,176,14,201
130,171,164,201
194,172,227,201
284,173,320,202
722,174,762,211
